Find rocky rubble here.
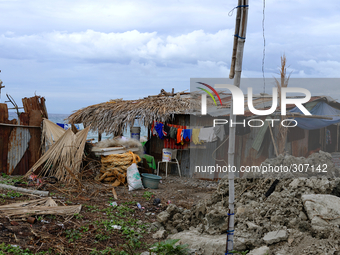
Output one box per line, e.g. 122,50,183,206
154,152,340,254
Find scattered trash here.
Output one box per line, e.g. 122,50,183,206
265,179,280,197
41,220,50,224
167,200,171,204
27,217,36,224
112,225,121,230
137,203,142,209
127,162,144,191
110,202,118,207
57,223,64,228
10,221,19,226
153,198,161,206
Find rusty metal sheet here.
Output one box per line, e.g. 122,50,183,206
7,119,31,175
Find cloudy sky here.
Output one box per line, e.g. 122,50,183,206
0,0,340,114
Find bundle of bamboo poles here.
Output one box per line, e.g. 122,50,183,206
95,151,141,186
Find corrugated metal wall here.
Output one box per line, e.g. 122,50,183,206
0,96,46,175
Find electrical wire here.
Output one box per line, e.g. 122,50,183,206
262,0,266,94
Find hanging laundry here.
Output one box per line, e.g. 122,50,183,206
151,122,158,137
192,129,202,145
199,127,217,142
213,125,225,141
163,124,170,138
154,122,164,139
176,128,184,144
170,127,177,140
183,129,192,142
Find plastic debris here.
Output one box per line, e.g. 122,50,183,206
27,217,36,224
112,225,121,230
110,202,118,207
153,198,161,206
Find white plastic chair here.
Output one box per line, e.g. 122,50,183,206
157,149,181,177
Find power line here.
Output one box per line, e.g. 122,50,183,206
262,0,266,94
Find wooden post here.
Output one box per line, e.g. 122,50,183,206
227,0,249,253
98,132,102,142
229,0,242,79
268,124,279,157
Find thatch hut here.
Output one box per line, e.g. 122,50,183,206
67,92,196,136
67,90,201,176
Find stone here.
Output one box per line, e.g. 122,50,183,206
246,222,259,230
173,213,183,221
299,211,308,221
168,230,247,255
302,194,340,230
150,221,163,231
194,202,206,218
289,179,301,189
166,204,179,214
248,246,270,255
236,206,247,215
263,230,287,245
157,211,170,223
152,229,167,239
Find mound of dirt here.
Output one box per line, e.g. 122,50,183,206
156,151,340,255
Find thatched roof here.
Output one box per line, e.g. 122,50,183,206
67,95,196,135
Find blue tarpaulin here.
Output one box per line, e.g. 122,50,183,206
57,123,80,130
290,101,340,130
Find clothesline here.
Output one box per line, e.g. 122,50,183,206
151,121,227,145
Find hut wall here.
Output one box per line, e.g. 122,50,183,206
150,113,340,179
150,114,192,177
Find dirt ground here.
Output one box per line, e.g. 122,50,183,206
0,174,217,254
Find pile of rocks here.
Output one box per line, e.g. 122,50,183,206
154,151,340,255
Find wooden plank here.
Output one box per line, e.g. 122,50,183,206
92,147,139,156
0,104,10,173
28,110,42,170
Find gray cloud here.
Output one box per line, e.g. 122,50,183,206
0,0,340,113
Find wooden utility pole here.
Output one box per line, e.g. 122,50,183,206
226,1,249,253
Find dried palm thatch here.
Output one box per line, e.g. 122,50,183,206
0,197,81,218
275,54,291,155
66,95,196,135
96,151,141,185
41,118,66,153
25,125,90,183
